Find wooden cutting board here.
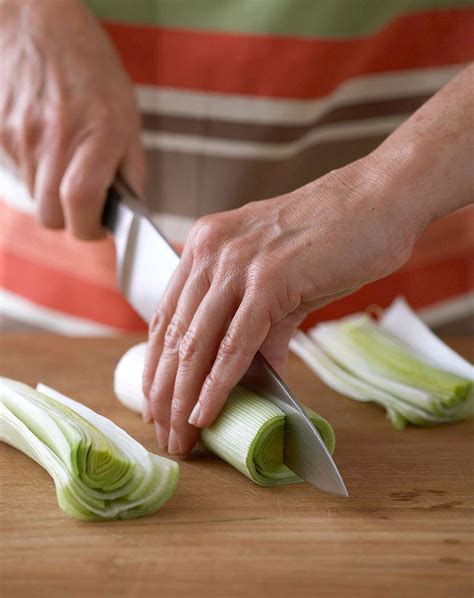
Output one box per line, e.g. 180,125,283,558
0,334,473,598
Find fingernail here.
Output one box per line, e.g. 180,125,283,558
142,401,152,423
154,421,168,449
188,401,202,426
167,429,180,455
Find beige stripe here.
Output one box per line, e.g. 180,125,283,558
141,115,406,159
136,64,464,125
143,132,386,215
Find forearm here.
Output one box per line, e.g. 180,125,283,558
369,64,474,235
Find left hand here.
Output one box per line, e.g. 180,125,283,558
142,155,420,455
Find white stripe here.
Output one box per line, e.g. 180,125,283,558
0,164,34,214
418,292,474,328
141,114,406,159
136,64,465,125
0,289,121,336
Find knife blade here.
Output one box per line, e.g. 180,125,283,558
103,180,348,496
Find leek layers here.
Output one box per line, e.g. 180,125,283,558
0,378,179,521
114,343,335,486
291,300,473,430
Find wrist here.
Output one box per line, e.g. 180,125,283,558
366,67,474,234
320,152,426,242
361,146,431,239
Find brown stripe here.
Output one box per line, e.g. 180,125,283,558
141,94,429,143
143,133,387,217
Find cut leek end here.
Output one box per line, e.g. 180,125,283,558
201,386,336,487
0,378,179,521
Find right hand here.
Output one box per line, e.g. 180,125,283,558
0,0,145,239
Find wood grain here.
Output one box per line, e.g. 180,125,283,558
0,333,473,598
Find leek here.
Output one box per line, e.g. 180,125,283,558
0,378,179,521
114,343,335,486
290,301,473,430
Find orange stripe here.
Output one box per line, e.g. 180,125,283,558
103,8,474,98
1,203,472,331
301,253,474,329
1,249,147,331
1,241,471,332
0,202,117,289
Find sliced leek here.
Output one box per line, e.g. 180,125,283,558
0,378,179,521
114,343,335,486
290,300,473,430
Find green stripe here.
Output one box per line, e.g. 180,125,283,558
83,0,474,38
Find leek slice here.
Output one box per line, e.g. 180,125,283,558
114,343,335,486
290,303,473,430
0,378,179,521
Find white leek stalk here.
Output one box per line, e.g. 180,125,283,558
0,378,179,521
114,343,335,486
290,301,473,430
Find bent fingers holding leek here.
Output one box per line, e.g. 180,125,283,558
115,343,335,486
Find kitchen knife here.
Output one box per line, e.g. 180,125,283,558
103,180,348,497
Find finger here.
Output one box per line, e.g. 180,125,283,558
119,132,147,198
170,285,239,454
189,293,272,429
34,140,70,229
259,308,308,376
148,269,210,451
142,247,193,398
59,133,124,239
257,288,358,378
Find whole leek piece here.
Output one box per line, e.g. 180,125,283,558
0,378,179,521
114,343,335,486
291,303,473,430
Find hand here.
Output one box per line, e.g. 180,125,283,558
0,0,145,238
142,156,418,455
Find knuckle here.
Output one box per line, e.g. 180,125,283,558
60,174,102,210
217,334,240,360
89,105,123,136
178,330,200,364
218,332,254,362
163,316,186,353
247,262,271,291
60,175,86,207
191,215,225,256
148,308,167,336
202,370,231,399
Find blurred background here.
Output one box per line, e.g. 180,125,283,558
1,0,472,336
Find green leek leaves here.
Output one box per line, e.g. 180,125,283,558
290,299,473,430
0,378,179,521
